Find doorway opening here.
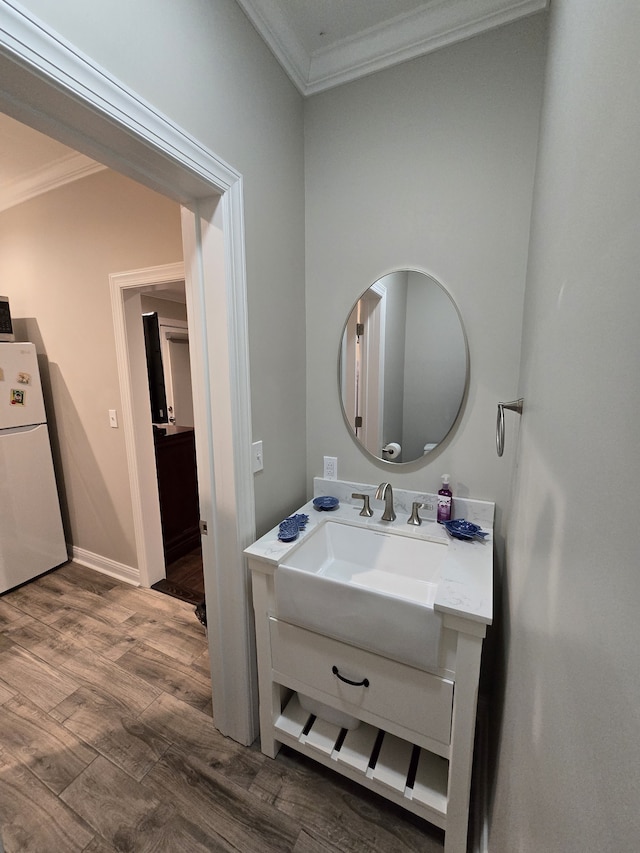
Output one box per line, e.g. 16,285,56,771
110,265,205,604
341,281,387,457
1,6,258,745
147,311,204,603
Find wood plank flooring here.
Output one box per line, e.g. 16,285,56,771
152,548,205,605
0,562,444,852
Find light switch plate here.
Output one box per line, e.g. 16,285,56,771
252,440,264,473
109,409,118,428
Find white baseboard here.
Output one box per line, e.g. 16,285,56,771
68,545,140,586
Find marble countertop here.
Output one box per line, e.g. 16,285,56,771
245,479,494,626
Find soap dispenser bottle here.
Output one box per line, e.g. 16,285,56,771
437,474,453,523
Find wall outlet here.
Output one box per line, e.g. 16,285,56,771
324,455,338,480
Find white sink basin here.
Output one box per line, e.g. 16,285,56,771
275,521,448,671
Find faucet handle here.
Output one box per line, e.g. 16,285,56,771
352,493,373,517
407,501,425,526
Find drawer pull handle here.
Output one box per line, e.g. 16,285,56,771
332,665,369,688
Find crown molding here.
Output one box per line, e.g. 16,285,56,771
235,0,310,93
0,152,106,212
237,0,549,96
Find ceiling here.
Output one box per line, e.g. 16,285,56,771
235,0,549,94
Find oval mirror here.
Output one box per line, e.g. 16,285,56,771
339,270,468,464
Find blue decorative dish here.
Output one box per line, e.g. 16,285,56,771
313,496,339,511
278,520,299,542
277,513,309,542
278,529,298,542
443,519,488,541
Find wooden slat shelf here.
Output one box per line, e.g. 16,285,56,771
274,693,449,828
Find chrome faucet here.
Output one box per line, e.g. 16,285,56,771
375,482,396,522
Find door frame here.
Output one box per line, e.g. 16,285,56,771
357,282,386,457
0,4,258,745
158,318,192,427
110,263,187,590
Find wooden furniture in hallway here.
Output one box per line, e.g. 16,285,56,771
154,426,201,566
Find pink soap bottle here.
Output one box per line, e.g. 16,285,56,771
437,474,453,523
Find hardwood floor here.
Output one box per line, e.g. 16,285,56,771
152,548,205,605
0,562,444,852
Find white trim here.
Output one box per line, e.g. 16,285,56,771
235,0,309,94
358,286,384,457
109,263,185,589
69,545,139,587
0,152,105,212
369,280,387,458
307,0,549,95
158,318,193,426
181,197,259,742
0,1,239,194
237,0,549,95
109,262,186,291
0,2,257,745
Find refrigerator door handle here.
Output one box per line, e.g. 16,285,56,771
0,423,45,436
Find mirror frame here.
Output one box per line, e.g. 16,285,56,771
338,269,469,465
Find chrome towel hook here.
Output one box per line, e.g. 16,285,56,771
496,399,523,457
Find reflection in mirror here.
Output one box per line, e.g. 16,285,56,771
339,270,467,464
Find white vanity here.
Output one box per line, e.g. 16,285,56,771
246,479,493,853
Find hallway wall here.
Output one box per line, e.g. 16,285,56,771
0,170,182,568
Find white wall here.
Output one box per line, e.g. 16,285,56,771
304,16,548,533
490,2,640,850
16,0,307,535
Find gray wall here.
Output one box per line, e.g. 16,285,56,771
17,0,307,536
490,1,640,850
10,5,638,847
402,272,466,459
304,16,548,535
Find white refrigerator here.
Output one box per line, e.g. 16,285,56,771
0,342,67,592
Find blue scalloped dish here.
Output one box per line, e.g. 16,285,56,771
443,519,489,541
277,513,309,542
313,496,339,511
278,520,299,542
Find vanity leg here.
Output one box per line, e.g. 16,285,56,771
258,682,282,759
444,629,484,853
251,571,282,758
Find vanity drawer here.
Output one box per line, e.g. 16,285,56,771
269,618,453,745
